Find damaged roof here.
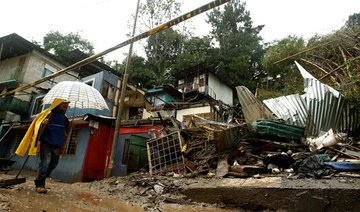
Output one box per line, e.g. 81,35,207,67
0,33,59,62
55,49,119,78
0,33,119,79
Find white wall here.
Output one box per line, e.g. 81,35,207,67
0,55,24,81
17,50,78,101
176,106,211,122
208,73,233,105
142,110,175,119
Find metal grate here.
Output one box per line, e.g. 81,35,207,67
65,129,80,156
147,131,185,175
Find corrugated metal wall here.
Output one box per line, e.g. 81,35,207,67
263,94,307,127
263,62,360,137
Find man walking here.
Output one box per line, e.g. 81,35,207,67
16,98,71,193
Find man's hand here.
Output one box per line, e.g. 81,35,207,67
42,118,50,126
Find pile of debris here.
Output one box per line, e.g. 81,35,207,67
144,62,360,181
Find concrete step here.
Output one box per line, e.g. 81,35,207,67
183,177,360,211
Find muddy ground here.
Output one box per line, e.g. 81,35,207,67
2,169,359,212
0,170,243,212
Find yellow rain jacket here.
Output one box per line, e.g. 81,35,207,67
15,98,67,157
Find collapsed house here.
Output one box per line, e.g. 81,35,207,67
145,61,360,179
143,64,234,123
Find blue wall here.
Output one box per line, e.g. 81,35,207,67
27,70,119,121
10,127,90,183
52,128,90,182
112,132,149,177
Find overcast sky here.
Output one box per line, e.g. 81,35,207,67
1,0,359,62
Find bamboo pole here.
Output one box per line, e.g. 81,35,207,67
273,41,335,65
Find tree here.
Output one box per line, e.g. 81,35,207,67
112,54,154,89
346,12,360,28
43,31,94,56
145,28,185,73
261,36,306,95
138,0,185,87
138,0,181,30
206,0,265,91
171,36,213,78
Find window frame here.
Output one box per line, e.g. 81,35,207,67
83,78,95,87
31,95,45,116
41,67,55,84
63,129,80,156
100,80,115,102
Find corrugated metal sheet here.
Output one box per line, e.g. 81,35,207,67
297,61,346,136
236,86,275,124
263,61,359,137
303,78,345,136
263,94,307,127
340,104,360,136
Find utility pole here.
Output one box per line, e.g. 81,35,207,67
107,0,141,177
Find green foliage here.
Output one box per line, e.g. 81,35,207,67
148,60,174,88
262,36,306,77
171,36,214,77
206,0,265,91
256,90,285,101
345,12,360,28
261,36,306,94
145,29,184,70
43,31,94,56
112,54,154,89
138,0,181,30
138,0,184,88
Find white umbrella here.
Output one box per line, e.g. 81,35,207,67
43,81,109,111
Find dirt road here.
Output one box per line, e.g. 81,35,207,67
0,170,238,212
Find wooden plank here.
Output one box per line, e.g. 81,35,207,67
146,142,153,175
0,178,26,188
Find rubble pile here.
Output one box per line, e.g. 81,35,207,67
147,115,360,181
144,63,360,181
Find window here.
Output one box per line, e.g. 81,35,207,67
41,68,55,84
64,129,80,156
32,96,44,116
100,80,115,101
121,138,130,165
84,79,95,87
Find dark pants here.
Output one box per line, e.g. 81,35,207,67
34,142,60,188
